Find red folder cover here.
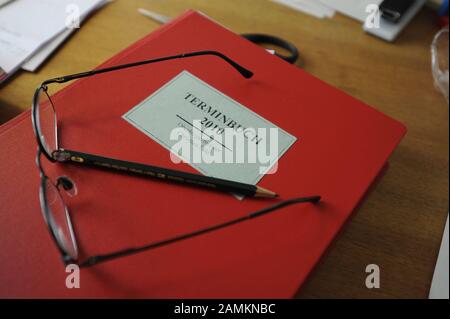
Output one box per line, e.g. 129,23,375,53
0,11,406,298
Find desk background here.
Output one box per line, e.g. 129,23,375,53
0,0,448,298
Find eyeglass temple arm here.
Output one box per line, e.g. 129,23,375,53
43,51,253,85
78,196,321,268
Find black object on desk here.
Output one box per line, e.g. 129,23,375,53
380,0,416,23
242,34,300,64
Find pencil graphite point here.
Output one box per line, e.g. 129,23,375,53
255,186,278,198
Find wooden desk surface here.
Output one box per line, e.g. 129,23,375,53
0,0,448,298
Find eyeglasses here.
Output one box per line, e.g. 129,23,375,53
32,51,253,163
32,51,321,267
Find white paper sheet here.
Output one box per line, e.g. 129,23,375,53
318,0,383,22
430,215,449,299
0,0,103,74
22,0,110,72
0,0,14,8
271,0,335,19
123,71,298,186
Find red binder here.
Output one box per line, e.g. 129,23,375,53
0,11,406,298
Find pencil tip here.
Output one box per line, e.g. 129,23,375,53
255,186,278,198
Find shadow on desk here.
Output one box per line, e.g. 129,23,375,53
0,99,23,124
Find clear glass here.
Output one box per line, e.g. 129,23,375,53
41,177,78,260
36,87,58,157
431,26,449,103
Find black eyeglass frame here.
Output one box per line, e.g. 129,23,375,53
38,147,320,268
37,149,79,265
32,51,253,164
32,50,322,268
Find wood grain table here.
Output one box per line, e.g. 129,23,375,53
0,0,448,299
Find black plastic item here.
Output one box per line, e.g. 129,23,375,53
380,0,416,23
242,33,300,64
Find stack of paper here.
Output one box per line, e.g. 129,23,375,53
272,0,427,42
271,0,335,19
0,0,109,84
429,215,449,299
0,0,14,8
271,0,389,20
319,0,383,22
